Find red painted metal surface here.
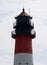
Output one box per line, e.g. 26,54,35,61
14,34,33,54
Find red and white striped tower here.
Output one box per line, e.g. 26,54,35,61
11,9,36,65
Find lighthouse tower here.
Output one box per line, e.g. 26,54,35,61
11,9,36,65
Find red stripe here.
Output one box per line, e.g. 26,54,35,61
14,34,33,54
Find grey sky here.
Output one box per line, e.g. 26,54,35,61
0,0,47,65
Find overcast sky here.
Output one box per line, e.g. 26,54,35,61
0,0,47,65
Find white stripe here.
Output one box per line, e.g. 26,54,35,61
14,53,33,65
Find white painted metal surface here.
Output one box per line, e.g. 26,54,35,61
14,53,33,65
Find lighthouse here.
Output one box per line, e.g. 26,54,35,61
11,9,36,65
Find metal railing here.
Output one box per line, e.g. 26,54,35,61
31,30,36,35
11,30,16,35
31,21,34,27
13,22,16,28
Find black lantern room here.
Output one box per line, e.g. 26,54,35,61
12,8,36,39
